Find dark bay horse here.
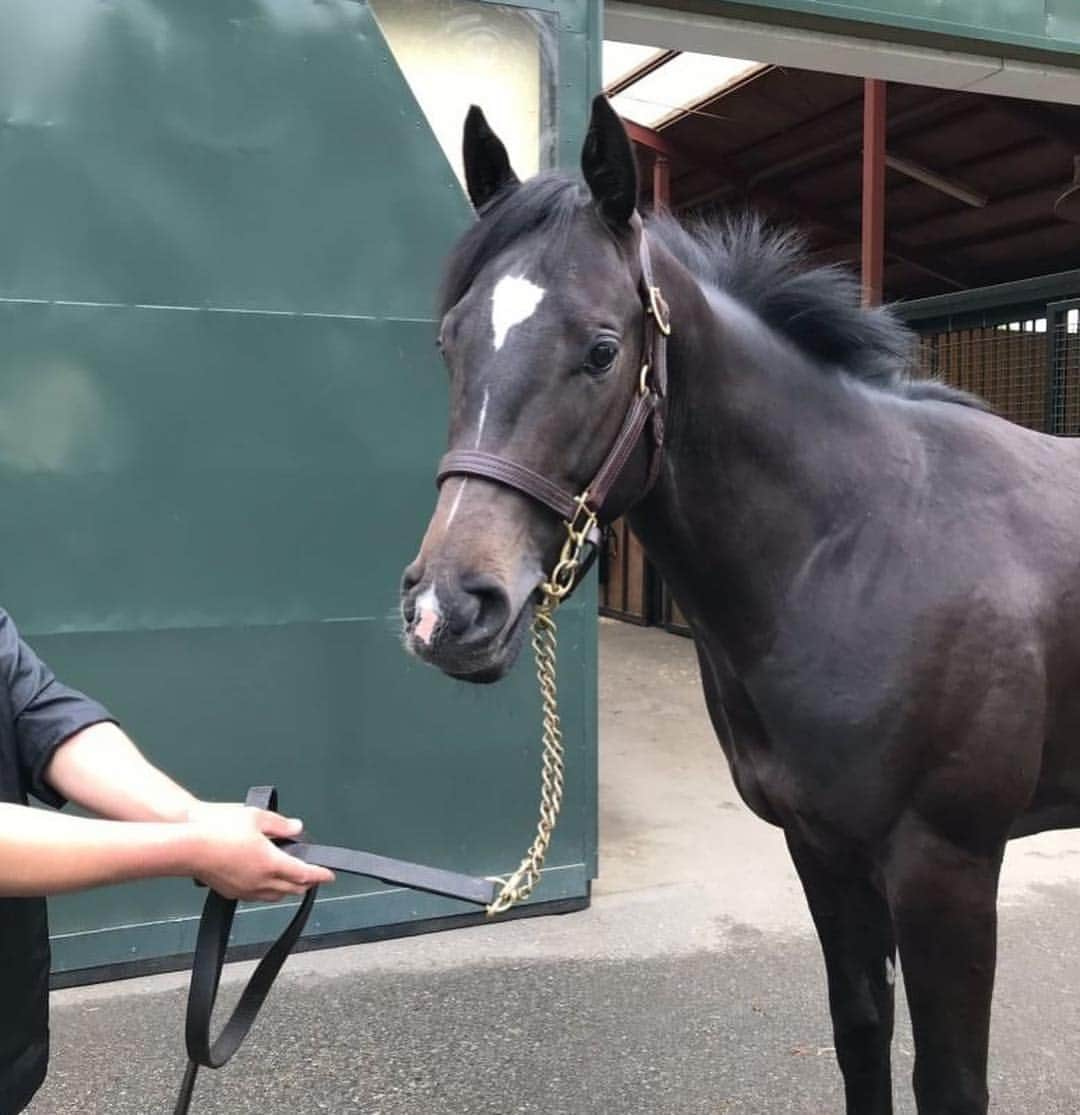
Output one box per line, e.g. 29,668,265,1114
400,95,1080,1114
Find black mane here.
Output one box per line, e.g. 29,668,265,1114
441,172,980,409
649,211,981,408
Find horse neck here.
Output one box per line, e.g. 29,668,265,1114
629,248,888,668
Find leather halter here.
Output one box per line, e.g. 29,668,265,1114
435,214,671,595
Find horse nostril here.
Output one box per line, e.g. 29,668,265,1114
457,574,510,641
400,564,423,624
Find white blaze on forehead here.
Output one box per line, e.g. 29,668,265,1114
491,275,545,351
414,587,441,646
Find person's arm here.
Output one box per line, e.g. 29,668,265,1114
0,609,332,900
39,722,336,896
45,720,199,823
0,800,330,899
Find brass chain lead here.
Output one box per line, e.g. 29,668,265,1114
485,598,565,915
485,497,597,917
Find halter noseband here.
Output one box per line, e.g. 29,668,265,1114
435,214,671,603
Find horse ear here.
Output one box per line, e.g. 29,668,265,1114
581,95,638,228
463,106,520,211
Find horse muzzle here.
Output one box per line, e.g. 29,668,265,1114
401,566,531,682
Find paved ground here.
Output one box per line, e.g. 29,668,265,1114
28,620,1080,1113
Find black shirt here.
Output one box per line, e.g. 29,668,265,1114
0,610,112,1115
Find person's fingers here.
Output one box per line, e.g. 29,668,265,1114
266,846,309,881
279,863,334,887
255,809,304,839
261,884,301,902
270,848,334,887
249,879,313,902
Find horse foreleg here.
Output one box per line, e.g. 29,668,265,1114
881,813,1003,1115
786,834,896,1115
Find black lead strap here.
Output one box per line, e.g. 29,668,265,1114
174,786,498,1114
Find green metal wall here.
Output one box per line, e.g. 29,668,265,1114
695,1,1080,58
0,0,600,975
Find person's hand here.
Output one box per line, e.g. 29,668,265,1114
184,802,334,902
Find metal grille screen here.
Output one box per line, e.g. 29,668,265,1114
1051,305,1080,436
915,321,1049,432
912,303,1080,435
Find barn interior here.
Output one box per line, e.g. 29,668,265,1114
599,36,1080,628
608,47,1080,300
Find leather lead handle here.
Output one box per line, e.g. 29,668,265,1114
175,786,497,1113
175,787,318,1114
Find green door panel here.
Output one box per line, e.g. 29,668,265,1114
704,1,1080,57
0,0,469,317
39,600,595,972
0,305,459,630
0,0,600,977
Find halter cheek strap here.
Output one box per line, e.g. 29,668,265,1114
435,214,670,599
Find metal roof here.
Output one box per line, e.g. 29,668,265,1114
606,47,1080,300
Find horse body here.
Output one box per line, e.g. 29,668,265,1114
402,97,1080,1113
630,268,1080,855
625,251,1080,1112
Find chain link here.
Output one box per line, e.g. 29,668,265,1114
486,595,566,916
485,497,598,916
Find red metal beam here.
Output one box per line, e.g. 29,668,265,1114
746,93,974,193
755,190,968,290
624,103,968,290
861,79,887,306
623,119,682,161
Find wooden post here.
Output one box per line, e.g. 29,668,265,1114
861,78,886,306
653,154,670,211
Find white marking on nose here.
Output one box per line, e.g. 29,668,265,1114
491,275,545,351
414,587,441,646
885,957,896,986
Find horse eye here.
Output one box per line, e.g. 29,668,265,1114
586,339,619,373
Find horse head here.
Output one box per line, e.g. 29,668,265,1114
401,97,663,682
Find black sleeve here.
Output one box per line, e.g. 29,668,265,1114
1,609,115,809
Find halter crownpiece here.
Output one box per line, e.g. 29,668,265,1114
436,214,670,601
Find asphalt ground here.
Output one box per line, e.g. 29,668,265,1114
28,621,1080,1114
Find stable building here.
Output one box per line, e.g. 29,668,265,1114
0,0,1077,980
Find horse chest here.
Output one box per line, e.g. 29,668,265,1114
694,641,797,827
695,638,898,842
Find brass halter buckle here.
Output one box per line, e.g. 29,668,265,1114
639,363,651,396
542,492,599,603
